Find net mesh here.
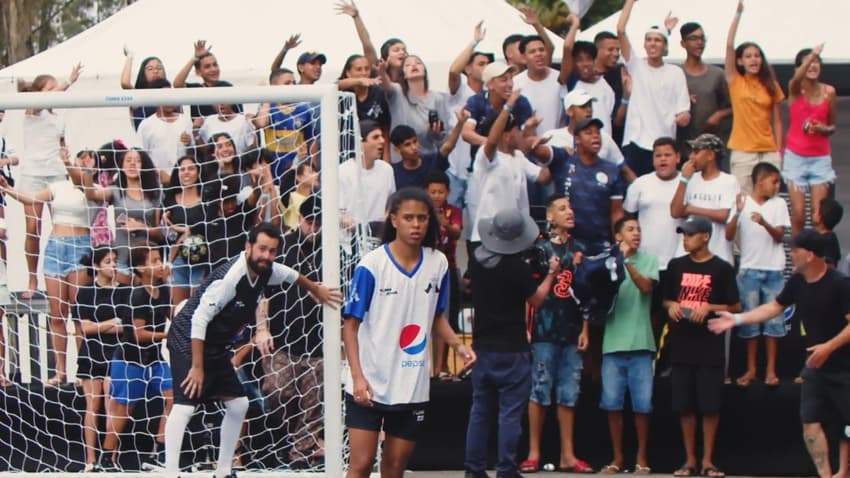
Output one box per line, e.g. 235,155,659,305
0,88,360,474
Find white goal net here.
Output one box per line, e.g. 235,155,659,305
0,85,364,477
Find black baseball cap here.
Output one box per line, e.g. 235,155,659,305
676,215,713,236
297,51,327,65
573,117,604,134
791,229,825,257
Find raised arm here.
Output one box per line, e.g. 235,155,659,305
120,46,134,89
789,44,823,98
269,34,302,73
439,109,471,158
484,89,521,160
558,14,581,85
55,62,82,92
0,175,51,205
616,0,636,63
518,6,555,62
174,40,211,88
449,21,486,95
335,1,379,66
725,1,743,82
376,60,394,95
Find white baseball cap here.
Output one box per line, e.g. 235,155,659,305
482,62,517,83
563,89,596,110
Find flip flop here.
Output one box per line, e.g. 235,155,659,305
701,466,725,478
519,459,539,473
600,463,622,474
560,459,595,473
735,374,754,388
634,464,652,475
764,376,780,387
674,465,698,477
46,375,65,387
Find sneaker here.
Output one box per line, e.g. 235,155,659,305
98,453,121,473
465,471,491,478
496,471,525,478
140,445,164,471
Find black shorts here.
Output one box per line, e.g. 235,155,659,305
800,367,850,425
169,346,245,405
672,365,723,414
76,356,110,380
344,394,426,442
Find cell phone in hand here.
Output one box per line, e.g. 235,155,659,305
681,307,693,319
428,110,439,124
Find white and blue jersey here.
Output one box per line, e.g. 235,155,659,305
343,244,449,408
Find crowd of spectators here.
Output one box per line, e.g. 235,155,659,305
0,0,847,477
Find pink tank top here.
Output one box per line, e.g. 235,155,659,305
786,94,830,157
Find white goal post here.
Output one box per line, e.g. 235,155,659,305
0,84,347,478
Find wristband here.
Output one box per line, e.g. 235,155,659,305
678,176,689,184
735,12,742,19
620,98,630,105
471,40,480,48
623,257,631,265
733,313,743,326
502,104,513,113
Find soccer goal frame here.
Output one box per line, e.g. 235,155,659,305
0,84,345,478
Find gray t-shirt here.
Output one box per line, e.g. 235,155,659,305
681,64,731,142
387,83,450,163
108,186,161,268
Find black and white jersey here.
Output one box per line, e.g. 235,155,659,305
168,251,298,359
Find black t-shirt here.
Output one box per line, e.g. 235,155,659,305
185,81,243,119
266,230,323,357
74,285,132,365
117,284,171,365
822,231,842,267
391,153,445,190
470,254,538,353
206,208,250,268
163,197,218,240
664,255,739,366
777,269,850,372
356,85,390,128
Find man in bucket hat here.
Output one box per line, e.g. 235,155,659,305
464,208,557,478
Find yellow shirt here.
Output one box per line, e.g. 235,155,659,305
282,190,308,232
727,74,785,152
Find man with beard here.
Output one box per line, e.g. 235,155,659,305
163,222,341,478
256,196,327,468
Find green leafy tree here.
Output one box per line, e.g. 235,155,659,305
0,0,132,67
505,0,621,36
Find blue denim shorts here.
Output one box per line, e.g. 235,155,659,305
783,149,836,189
170,255,208,288
600,351,654,413
737,269,786,339
529,342,583,407
110,360,173,405
43,235,91,278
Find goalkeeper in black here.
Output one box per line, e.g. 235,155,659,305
163,222,341,478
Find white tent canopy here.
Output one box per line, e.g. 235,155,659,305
580,0,850,64
0,0,562,86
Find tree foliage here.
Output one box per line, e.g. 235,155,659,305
0,0,133,67
506,0,622,36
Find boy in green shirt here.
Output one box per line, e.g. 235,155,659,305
600,215,658,475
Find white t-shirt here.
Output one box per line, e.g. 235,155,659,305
468,147,541,242
338,157,396,224
575,78,616,134
543,127,624,166
343,245,449,406
48,180,91,228
513,68,567,134
623,55,690,150
137,113,194,172
446,81,476,180
675,171,740,265
22,110,65,177
735,195,790,271
197,114,255,154
623,172,683,270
